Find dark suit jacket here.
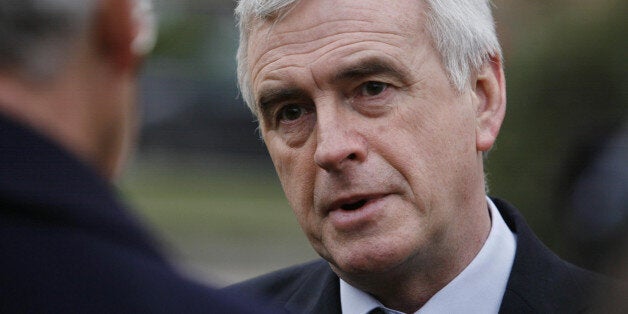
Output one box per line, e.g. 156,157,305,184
225,197,614,313
0,114,271,313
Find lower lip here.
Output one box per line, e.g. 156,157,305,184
328,196,388,231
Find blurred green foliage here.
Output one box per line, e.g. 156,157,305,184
121,157,300,239
152,18,207,60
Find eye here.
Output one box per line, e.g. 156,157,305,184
360,81,388,97
278,104,308,122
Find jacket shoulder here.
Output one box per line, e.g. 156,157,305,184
224,259,331,304
491,197,620,313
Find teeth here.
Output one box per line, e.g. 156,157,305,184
341,199,367,210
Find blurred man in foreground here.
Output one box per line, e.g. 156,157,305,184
0,0,272,312
226,0,617,313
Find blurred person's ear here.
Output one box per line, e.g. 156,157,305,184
130,0,157,56
96,0,155,72
473,55,507,153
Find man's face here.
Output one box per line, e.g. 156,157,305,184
248,0,488,278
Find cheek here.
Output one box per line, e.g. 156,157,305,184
384,104,443,168
266,134,317,219
372,97,477,196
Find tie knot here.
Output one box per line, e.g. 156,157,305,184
368,307,387,314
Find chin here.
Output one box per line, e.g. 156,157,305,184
328,244,416,278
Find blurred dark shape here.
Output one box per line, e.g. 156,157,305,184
138,74,268,157
486,0,627,255
563,123,628,277
595,238,628,314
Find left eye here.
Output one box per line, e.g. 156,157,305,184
360,81,388,97
277,104,307,122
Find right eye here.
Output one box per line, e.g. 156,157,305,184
359,81,388,97
277,104,308,122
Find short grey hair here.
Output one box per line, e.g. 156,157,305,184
0,0,98,80
235,0,502,116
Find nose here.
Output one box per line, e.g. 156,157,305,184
313,111,367,172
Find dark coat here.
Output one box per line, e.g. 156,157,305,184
225,198,613,313
0,114,272,313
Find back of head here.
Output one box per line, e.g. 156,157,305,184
0,0,156,179
0,0,97,81
235,0,502,116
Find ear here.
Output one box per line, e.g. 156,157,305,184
95,0,154,72
473,55,506,152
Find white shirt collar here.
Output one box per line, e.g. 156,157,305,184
340,196,517,314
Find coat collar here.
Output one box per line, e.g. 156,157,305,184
493,197,597,313
284,260,341,314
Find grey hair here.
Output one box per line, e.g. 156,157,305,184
0,0,98,80
235,0,502,116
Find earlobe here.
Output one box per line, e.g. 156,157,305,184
130,0,157,56
474,56,506,152
96,0,153,72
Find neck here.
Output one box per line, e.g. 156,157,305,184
0,58,119,180
0,74,85,154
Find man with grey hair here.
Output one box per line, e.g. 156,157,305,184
226,0,613,312
0,0,273,312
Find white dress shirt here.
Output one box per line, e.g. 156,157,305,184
340,197,517,314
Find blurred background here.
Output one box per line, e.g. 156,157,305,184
120,0,627,286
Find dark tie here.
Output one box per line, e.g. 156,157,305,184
368,307,387,314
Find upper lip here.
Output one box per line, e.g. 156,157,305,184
323,193,388,215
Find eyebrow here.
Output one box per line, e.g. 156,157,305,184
332,57,411,84
255,58,409,116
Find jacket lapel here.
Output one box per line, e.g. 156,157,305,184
285,260,342,314
493,198,595,313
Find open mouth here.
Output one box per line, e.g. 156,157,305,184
340,199,368,211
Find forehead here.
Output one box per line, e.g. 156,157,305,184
251,0,422,36
246,0,429,95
